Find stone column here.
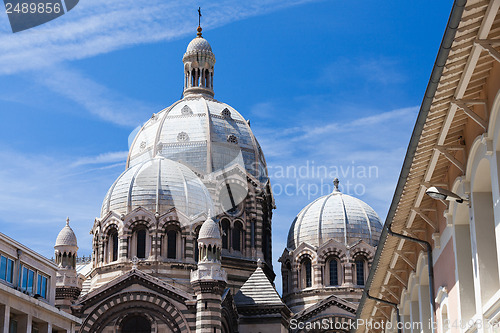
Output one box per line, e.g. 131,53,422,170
418,283,432,333
313,263,322,287
192,280,226,333
119,236,128,261
344,262,353,286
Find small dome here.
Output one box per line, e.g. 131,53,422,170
199,215,221,240
55,218,78,248
287,181,382,249
101,157,214,217
186,36,212,54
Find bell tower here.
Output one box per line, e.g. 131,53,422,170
190,213,227,333
54,218,82,313
182,13,215,98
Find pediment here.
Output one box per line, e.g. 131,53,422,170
293,294,357,322
317,238,348,253
74,268,193,310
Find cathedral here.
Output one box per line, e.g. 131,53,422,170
0,24,383,333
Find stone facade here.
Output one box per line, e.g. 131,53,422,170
1,23,383,333
280,180,382,330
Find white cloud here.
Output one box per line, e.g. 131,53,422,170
294,106,418,140
71,151,129,167
34,65,155,126
0,0,318,75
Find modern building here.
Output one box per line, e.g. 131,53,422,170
356,0,500,332
0,232,81,332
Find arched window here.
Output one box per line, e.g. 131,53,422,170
329,258,339,286
301,258,312,288
232,221,243,252
167,230,177,259
355,258,365,286
221,219,230,250
132,226,148,259
120,314,151,333
283,261,292,294
194,226,201,262
108,229,118,262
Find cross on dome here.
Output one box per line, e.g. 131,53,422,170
183,11,215,98
333,178,340,192
197,7,202,37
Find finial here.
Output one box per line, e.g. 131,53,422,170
207,209,212,219
257,258,263,268
197,7,202,37
66,217,70,226
333,178,340,192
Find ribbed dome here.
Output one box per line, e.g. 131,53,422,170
186,36,212,54
127,96,268,183
287,184,382,250
101,157,214,218
199,216,221,240
55,220,78,247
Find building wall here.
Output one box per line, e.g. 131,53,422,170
371,42,500,333
0,233,80,332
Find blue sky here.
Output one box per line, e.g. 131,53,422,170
0,0,453,293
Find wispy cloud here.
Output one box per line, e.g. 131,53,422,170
294,106,418,140
0,0,318,75
35,66,155,126
71,151,128,167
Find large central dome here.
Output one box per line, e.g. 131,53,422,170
127,97,267,183
127,32,267,183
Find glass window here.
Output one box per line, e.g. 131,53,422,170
111,231,118,262
136,229,146,259
232,223,242,252
27,269,34,294
19,265,36,293
167,230,177,259
221,220,229,250
329,259,339,286
0,255,14,283
9,318,17,333
304,259,312,288
356,259,365,286
37,274,47,299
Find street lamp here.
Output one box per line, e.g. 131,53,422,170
425,186,468,203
